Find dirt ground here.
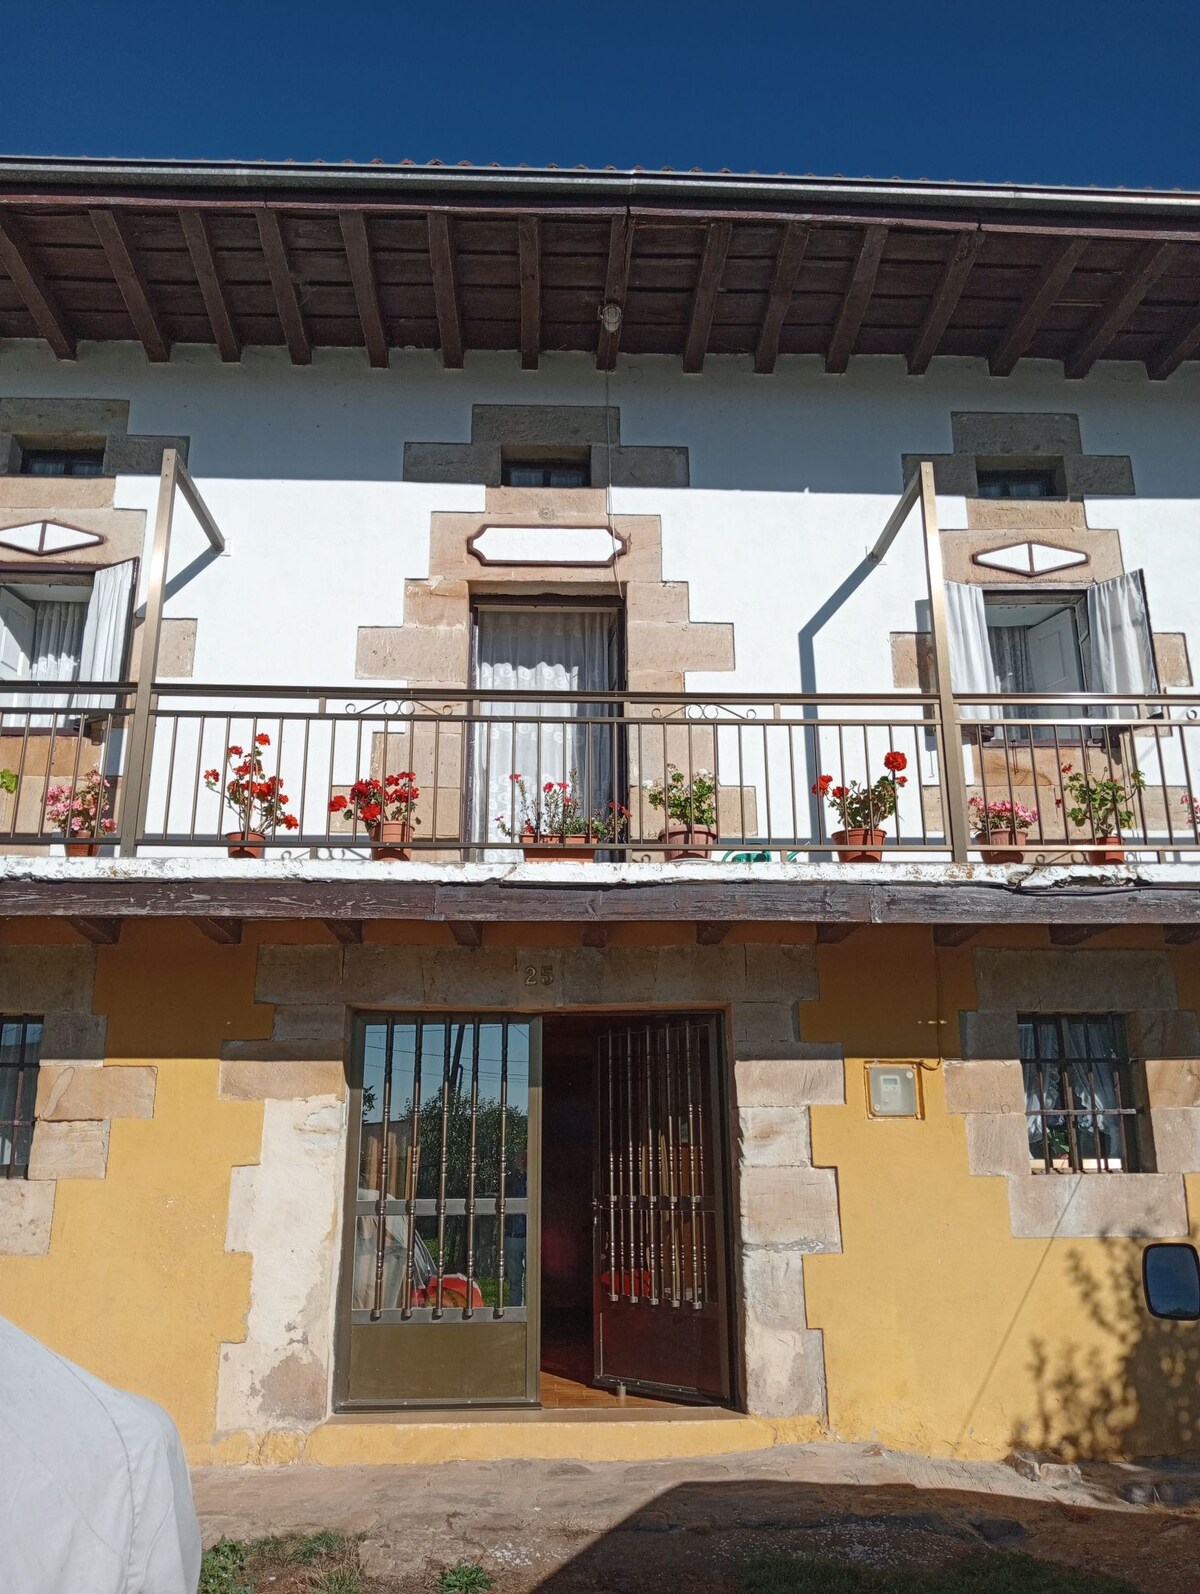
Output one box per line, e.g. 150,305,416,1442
193,1443,1200,1593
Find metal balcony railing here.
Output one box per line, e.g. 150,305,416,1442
2,681,1199,864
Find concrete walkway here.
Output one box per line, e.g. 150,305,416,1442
193,1442,1197,1590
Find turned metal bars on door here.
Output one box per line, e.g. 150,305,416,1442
598,1019,714,1311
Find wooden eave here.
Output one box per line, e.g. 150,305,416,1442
1,161,1198,376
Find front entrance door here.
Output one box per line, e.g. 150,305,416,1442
593,1016,732,1403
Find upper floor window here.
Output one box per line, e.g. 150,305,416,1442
19,448,106,479
0,1016,43,1179
1020,1012,1149,1173
501,458,590,489
0,564,137,724
976,468,1058,500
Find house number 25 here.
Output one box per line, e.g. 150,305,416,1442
524,964,554,986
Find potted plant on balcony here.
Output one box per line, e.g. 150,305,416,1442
968,797,1040,864
813,751,907,862
1057,762,1145,864
204,733,299,858
643,766,718,860
496,772,626,861
45,768,117,857
328,772,421,861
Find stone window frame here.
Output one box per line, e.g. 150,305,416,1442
0,1013,43,1179
946,947,1198,1239
0,398,189,479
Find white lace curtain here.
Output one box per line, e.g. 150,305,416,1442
1019,1015,1123,1164
471,608,618,852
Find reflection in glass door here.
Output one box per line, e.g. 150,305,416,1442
337,1014,541,1407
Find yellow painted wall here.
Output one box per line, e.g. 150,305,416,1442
802,926,1200,1461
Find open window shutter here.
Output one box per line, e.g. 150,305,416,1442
0,590,34,683
944,581,1001,721
1086,570,1158,722
75,561,136,712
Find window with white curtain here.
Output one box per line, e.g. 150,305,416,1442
0,562,135,724
470,605,622,853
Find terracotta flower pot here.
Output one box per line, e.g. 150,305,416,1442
226,830,265,860
369,819,413,862
1090,837,1125,865
977,828,1029,864
660,823,718,862
65,841,100,858
520,830,597,863
832,827,886,863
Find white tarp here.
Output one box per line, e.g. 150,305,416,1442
0,1314,201,1594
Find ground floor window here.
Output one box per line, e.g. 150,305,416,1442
1019,1012,1149,1173
0,1016,43,1178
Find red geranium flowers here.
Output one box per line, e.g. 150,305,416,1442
811,751,908,834
204,733,300,835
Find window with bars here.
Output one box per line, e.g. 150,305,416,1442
1019,1013,1149,1174
19,448,106,478
0,1017,43,1178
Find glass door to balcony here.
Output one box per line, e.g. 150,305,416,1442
470,604,622,856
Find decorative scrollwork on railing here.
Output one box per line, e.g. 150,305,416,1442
650,702,760,723
341,697,458,718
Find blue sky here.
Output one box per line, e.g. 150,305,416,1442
3,0,1197,191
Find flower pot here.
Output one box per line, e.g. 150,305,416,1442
369,819,413,862
65,841,100,858
831,827,886,863
977,828,1029,864
520,831,596,863
660,824,718,862
1089,837,1125,865
226,830,265,860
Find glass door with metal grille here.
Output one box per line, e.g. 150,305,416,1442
593,1016,732,1403
337,1014,541,1408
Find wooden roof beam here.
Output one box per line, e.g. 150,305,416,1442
826,225,888,374
338,211,388,370
1147,302,1200,381
0,214,76,359
907,230,983,375
68,916,121,945
89,209,170,362
427,212,464,368
178,209,239,362
754,221,809,374
192,917,243,944
683,220,732,373
1064,240,1176,380
989,237,1087,375
255,208,310,365
596,215,632,371
517,216,541,370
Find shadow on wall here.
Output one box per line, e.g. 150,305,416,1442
1015,1243,1200,1462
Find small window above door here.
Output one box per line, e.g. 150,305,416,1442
976,467,1060,500
19,448,107,479
501,447,591,489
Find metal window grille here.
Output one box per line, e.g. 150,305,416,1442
0,1017,44,1179
1019,1012,1145,1174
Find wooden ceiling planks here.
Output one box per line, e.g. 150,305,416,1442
0,186,1196,374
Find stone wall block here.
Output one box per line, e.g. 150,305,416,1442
0,1181,55,1255
741,1246,809,1327
1145,1058,1200,1110
740,1166,841,1251
965,1113,1031,1176
958,1011,1021,1061
735,1055,845,1109
1129,1011,1200,1061
739,1107,812,1167
943,1058,1026,1115
39,1011,108,1065
219,1058,348,1101
1008,1172,1187,1239
27,1120,109,1181
271,1005,347,1045
0,945,97,1014
731,1002,798,1051
255,946,343,1006
36,1064,155,1122
974,948,1177,1014
742,1321,828,1419
1145,1109,1200,1174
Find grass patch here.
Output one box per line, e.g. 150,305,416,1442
436,1566,496,1594
740,1551,1138,1594
199,1530,361,1594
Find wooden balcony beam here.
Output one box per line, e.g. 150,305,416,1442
826,225,888,374
683,220,732,373
427,212,464,368
254,207,311,365
695,921,732,945
933,924,979,947
447,920,483,947
68,916,121,945
192,916,243,944
755,221,810,374
179,209,240,362
907,230,983,374
324,917,364,944
0,214,76,359
89,208,171,362
815,922,860,943
1049,924,1103,945
339,211,388,369
581,924,609,948
517,216,541,370
596,215,632,370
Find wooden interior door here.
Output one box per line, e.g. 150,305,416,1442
593,1016,731,1403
